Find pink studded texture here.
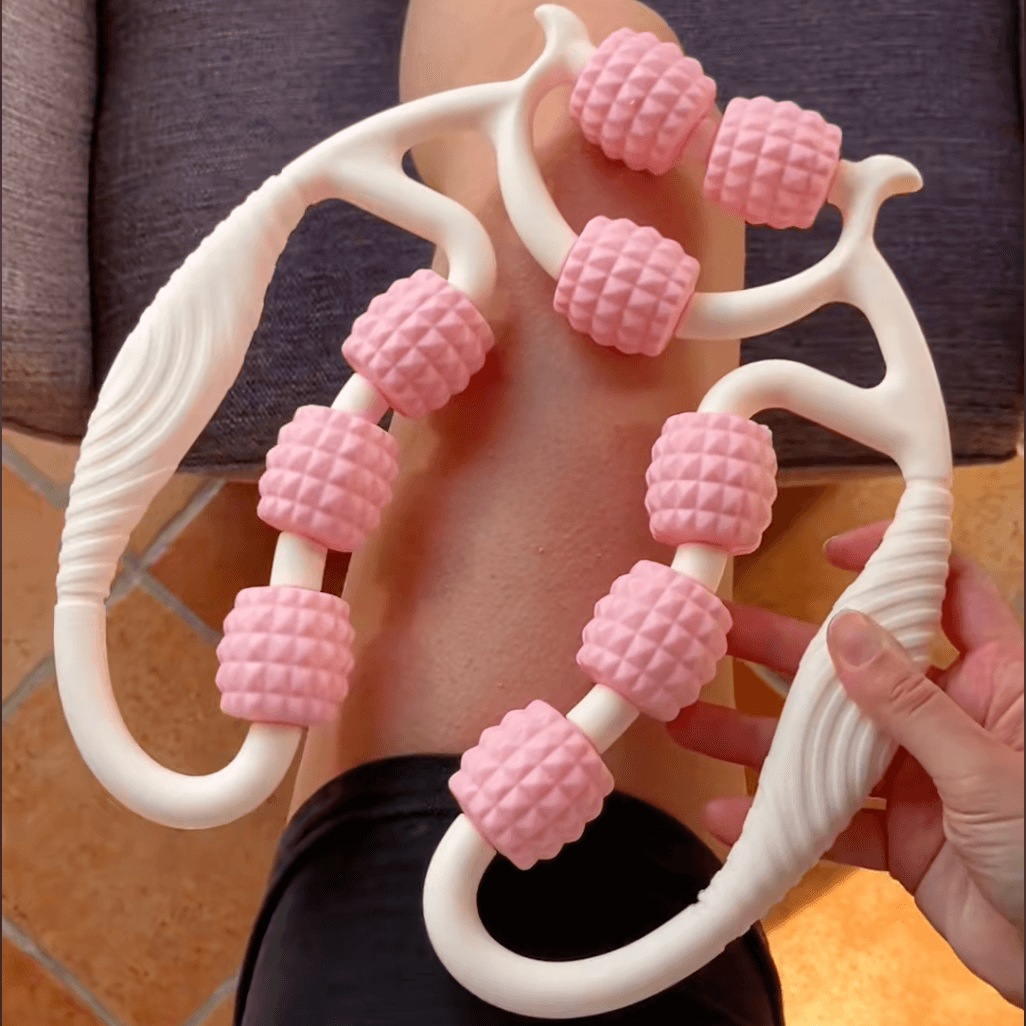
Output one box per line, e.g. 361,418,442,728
577,560,731,722
341,269,494,419
257,406,399,553
646,412,777,554
450,700,614,871
570,27,716,176
216,587,355,726
554,216,699,357
703,97,842,229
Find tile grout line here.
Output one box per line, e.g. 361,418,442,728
140,477,227,569
2,439,69,510
123,552,224,648
2,566,143,725
2,915,129,1026
4,440,223,650
181,972,240,1026
2,653,57,724
3,556,220,729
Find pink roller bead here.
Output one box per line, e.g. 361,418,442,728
554,216,699,357
577,560,731,722
570,27,717,176
646,412,777,554
257,406,398,553
216,587,355,726
703,97,842,230
450,700,614,871
341,269,494,419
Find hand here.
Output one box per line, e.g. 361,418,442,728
667,522,1025,1007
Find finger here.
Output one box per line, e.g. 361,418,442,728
941,551,1023,654
821,808,889,870
724,601,818,677
822,520,890,571
702,797,889,872
827,610,1000,788
701,796,750,846
667,701,777,768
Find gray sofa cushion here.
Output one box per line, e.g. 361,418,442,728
2,0,97,438
8,0,1024,473
645,0,1024,468
89,0,433,477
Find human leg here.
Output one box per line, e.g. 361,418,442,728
289,0,747,856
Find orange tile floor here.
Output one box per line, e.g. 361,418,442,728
2,426,1023,1026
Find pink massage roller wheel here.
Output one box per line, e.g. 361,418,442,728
646,411,778,554
216,587,356,726
553,215,700,356
576,559,732,722
570,27,717,175
703,96,842,229
257,405,399,553
449,699,615,871
342,268,494,419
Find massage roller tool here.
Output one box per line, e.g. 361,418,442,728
53,6,953,1018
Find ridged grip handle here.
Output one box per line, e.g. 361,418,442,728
56,174,308,605
700,479,954,925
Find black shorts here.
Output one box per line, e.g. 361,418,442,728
234,755,785,1025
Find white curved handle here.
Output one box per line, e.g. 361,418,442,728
54,603,302,829
54,174,313,829
52,4,595,829
422,65,955,1015
423,483,951,1018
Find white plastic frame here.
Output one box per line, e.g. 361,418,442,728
53,4,953,1016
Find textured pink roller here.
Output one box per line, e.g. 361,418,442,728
216,586,355,726
257,406,399,553
450,700,614,871
703,96,842,230
341,269,494,419
570,27,717,176
554,216,699,356
577,560,732,722
646,412,777,554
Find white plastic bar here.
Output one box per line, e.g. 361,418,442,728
565,685,639,753
670,544,729,591
676,156,923,343
270,533,328,590
490,5,595,278
332,372,391,423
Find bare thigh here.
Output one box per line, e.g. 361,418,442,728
289,0,747,856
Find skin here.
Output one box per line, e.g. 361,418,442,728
288,0,748,857
670,522,1025,1007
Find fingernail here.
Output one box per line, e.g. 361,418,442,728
828,609,884,668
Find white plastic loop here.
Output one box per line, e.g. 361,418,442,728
52,3,954,1014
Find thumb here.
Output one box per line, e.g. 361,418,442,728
827,609,997,787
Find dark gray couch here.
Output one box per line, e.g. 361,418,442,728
4,0,1022,477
